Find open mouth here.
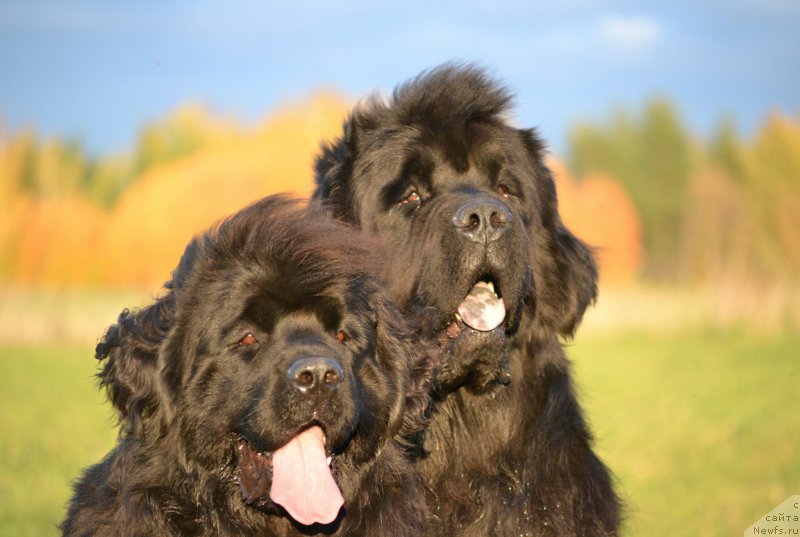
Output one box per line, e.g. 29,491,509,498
440,280,507,345
235,425,343,526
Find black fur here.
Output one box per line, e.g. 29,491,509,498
62,196,434,536
313,65,621,536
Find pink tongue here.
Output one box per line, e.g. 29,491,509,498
457,281,506,331
270,426,344,526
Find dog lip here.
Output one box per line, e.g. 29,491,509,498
236,432,273,458
437,315,508,351
235,437,274,505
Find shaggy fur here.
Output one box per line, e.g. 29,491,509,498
62,196,433,537
313,65,621,536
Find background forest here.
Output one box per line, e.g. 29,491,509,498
2,95,798,324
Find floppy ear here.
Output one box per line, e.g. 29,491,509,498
313,108,379,222
95,235,203,436
95,292,176,437
548,212,599,337
313,123,353,211
521,129,598,337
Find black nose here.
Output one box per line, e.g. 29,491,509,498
287,357,344,399
452,198,512,243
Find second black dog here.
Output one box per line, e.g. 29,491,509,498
62,196,433,537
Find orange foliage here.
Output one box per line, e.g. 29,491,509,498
3,95,645,290
9,197,107,286
549,159,642,283
100,93,348,289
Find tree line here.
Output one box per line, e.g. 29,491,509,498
0,96,797,287
568,99,800,282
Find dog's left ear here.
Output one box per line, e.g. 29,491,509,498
99,234,204,436
313,126,352,216
548,212,599,337
95,291,176,437
313,107,379,222
520,129,598,337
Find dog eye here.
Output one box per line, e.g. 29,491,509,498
497,185,511,198
238,332,258,346
336,329,347,344
400,190,421,205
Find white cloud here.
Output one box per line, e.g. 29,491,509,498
598,15,662,48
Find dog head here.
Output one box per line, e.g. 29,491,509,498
314,64,597,392
95,196,431,527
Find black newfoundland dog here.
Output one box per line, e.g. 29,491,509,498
314,65,621,536
62,196,433,536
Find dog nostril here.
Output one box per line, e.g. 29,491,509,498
288,357,344,398
468,213,481,229
324,369,341,385
490,211,508,227
298,370,314,388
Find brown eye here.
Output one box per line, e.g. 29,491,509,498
401,191,421,204
336,329,347,344
238,332,258,346
498,185,510,198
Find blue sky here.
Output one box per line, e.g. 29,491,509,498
1,0,798,156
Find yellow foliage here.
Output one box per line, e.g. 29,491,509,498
10,95,798,289
0,129,34,206
741,113,800,277
679,166,751,281
99,92,350,289
8,196,107,286
2,94,648,290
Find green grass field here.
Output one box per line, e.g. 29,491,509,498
1,330,798,536
569,330,800,535
0,344,117,536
